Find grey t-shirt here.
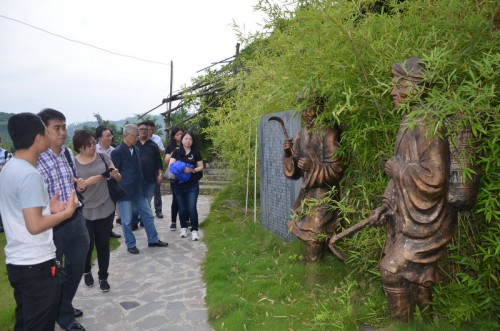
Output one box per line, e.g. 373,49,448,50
0,158,55,265
76,153,115,221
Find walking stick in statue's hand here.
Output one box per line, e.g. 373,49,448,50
268,116,290,139
328,215,376,260
268,116,295,156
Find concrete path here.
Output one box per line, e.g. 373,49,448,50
60,195,214,331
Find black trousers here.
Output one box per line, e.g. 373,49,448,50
53,209,89,327
7,259,61,331
154,181,162,213
84,212,114,280
170,182,179,223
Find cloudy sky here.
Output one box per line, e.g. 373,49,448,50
0,0,271,124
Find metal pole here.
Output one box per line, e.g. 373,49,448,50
254,126,258,223
245,125,251,216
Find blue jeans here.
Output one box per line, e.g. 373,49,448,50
131,181,155,226
143,181,155,205
53,210,89,327
173,182,199,231
118,191,160,249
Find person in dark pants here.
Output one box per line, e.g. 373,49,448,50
164,126,183,231
146,120,165,218
0,113,79,331
0,134,13,233
168,131,204,241
130,122,163,229
37,108,90,331
74,130,121,293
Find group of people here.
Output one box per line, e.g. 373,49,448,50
0,109,204,331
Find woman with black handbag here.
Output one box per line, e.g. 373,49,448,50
73,130,122,293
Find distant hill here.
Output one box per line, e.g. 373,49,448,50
0,112,15,149
0,112,166,150
67,115,166,138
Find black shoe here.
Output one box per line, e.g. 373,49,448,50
84,273,94,287
99,279,110,292
131,224,138,231
116,218,121,225
73,308,83,318
61,320,85,331
148,240,168,247
155,211,164,218
127,247,140,254
110,231,121,238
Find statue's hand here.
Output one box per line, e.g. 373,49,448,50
283,139,293,157
384,158,396,177
297,158,312,171
369,205,390,227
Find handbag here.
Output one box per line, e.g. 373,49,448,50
98,153,126,202
163,167,176,181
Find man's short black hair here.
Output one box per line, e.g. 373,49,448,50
146,120,156,127
8,113,46,150
137,121,148,127
37,108,66,126
95,125,108,138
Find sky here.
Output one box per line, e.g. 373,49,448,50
0,0,271,125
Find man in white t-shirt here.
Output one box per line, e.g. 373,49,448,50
0,113,78,331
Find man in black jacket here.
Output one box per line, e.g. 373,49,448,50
111,124,167,255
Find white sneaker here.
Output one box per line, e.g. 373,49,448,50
180,228,188,238
191,230,199,241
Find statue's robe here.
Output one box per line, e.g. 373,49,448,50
284,126,343,242
381,115,455,286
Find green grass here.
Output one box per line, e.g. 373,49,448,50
202,184,498,331
0,231,120,331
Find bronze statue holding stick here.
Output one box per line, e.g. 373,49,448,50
273,91,344,264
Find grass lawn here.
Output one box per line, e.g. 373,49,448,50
0,231,120,331
202,184,498,331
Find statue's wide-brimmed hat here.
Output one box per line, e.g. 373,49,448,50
392,56,427,83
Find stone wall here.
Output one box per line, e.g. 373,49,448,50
259,110,302,241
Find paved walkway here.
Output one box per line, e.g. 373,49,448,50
59,195,214,331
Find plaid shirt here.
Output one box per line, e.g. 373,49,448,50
37,146,77,202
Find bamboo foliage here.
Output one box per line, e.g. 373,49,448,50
203,0,498,323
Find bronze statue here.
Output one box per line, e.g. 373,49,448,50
281,92,344,264
366,57,457,321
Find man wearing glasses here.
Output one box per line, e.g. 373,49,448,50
37,108,89,331
111,124,168,255
129,122,164,230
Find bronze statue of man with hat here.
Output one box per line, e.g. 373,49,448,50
368,57,457,321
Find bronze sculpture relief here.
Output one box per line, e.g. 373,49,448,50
359,57,481,322
279,92,344,264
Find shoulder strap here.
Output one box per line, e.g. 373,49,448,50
98,153,109,170
63,148,77,178
62,148,85,205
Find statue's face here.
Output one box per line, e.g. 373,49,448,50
302,107,317,127
391,77,416,109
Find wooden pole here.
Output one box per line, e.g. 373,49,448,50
166,61,173,135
